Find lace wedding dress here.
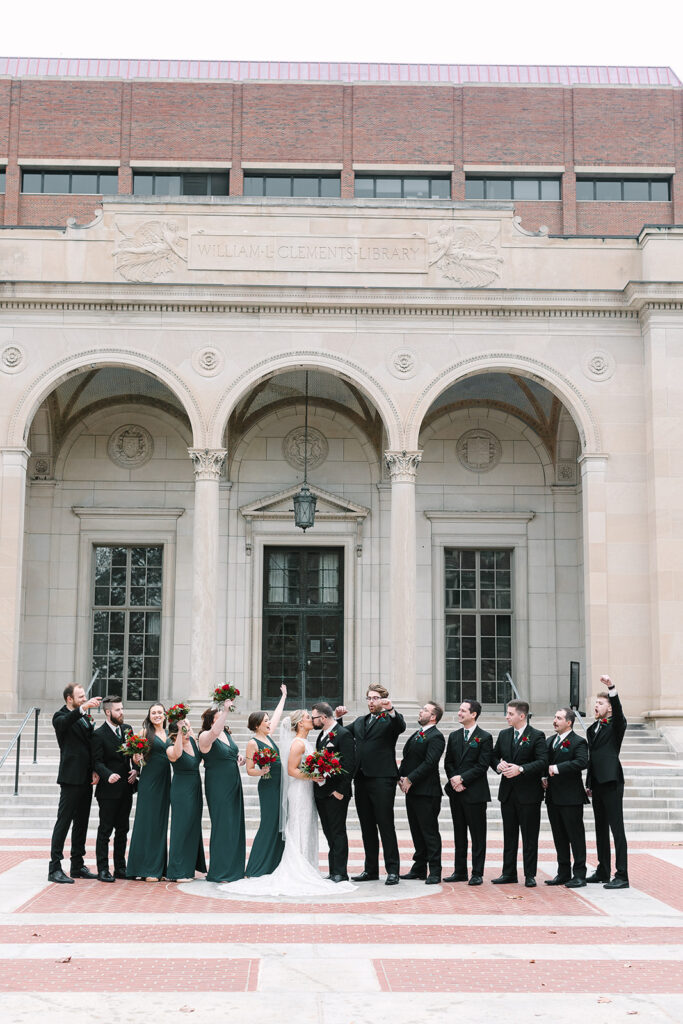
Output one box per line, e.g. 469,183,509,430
219,732,355,897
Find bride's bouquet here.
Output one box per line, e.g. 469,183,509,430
117,731,150,766
167,703,190,726
252,746,279,779
301,748,345,780
211,683,240,710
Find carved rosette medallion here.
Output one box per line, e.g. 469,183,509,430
192,346,224,377
282,427,329,472
1,344,25,374
384,450,423,482
582,350,615,382
555,461,578,485
107,425,154,469
456,429,502,473
428,225,502,287
29,456,53,480
113,219,188,282
189,448,227,481
389,349,417,380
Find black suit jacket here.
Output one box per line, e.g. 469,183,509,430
398,726,445,797
53,705,94,785
586,692,627,788
93,722,138,802
491,724,547,804
314,725,355,799
343,711,406,778
443,725,492,803
545,731,589,806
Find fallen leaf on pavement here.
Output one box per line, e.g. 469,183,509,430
597,997,611,1004
179,1009,195,1015
57,957,71,964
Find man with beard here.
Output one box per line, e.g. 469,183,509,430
92,695,139,882
398,702,446,884
586,674,629,889
310,701,355,882
543,707,589,887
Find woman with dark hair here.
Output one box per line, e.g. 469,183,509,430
198,699,245,882
245,684,287,876
126,702,171,881
166,712,206,882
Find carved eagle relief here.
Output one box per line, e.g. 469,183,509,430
428,225,503,287
113,220,188,282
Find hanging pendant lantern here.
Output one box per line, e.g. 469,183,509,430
293,371,316,531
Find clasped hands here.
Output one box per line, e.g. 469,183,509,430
497,760,523,778
449,776,466,793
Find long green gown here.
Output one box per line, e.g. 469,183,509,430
245,736,285,876
204,730,246,883
166,736,207,880
126,734,171,880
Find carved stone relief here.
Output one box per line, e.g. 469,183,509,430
428,225,503,287
192,346,224,377
113,220,188,282
107,425,154,469
282,427,329,472
384,450,423,482
389,349,417,380
582,350,615,382
1,345,25,374
555,461,578,485
456,429,502,473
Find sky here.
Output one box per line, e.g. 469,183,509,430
1,0,682,73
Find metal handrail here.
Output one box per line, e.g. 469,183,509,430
0,706,41,796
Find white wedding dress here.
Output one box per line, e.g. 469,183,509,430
219,734,355,898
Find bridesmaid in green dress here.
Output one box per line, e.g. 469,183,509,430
245,684,287,876
126,703,171,881
166,715,207,881
198,702,246,883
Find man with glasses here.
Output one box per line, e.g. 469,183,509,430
310,702,355,882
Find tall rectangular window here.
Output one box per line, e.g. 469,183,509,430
445,549,512,705
91,545,163,701
0,169,6,193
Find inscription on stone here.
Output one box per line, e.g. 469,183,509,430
188,234,427,273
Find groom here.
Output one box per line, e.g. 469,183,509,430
310,702,355,882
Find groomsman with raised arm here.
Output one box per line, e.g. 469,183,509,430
335,684,406,885
543,707,589,887
398,702,446,885
443,699,492,886
491,700,547,888
586,674,629,889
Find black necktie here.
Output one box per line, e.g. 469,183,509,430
464,730,469,743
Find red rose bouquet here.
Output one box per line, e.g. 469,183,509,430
118,731,150,765
252,746,279,780
211,683,240,710
301,748,345,780
167,703,190,725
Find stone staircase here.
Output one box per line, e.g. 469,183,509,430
1,711,680,834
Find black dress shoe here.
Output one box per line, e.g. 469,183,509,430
97,870,115,882
47,868,74,884
525,876,537,887
443,873,468,883
603,878,629,889
491,874,518,884
565,877,587,888
425,875,441,885
351,871,379,882
114,871,127,880
468,875,483,886
400,870,427,880
544,875,571,886
586,872,609,883
330,874,349,883
70,867,97,879
385,874,399,886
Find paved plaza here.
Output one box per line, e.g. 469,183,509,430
1,828,683,1024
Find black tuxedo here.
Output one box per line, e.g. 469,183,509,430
398,725,445,877
491,723,547,879
93,721,138,875
49,704,95,874
313,725,356,878
586,691,628,881
444,725,492,877
343,710,406,875
545,730,589,880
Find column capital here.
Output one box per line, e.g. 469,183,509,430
188,448,227,481
384,450,422,482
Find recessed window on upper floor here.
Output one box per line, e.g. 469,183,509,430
355,175,450,199
0,169,5,194
133,171,229,197
243,174,341,198
465,176,561,201
21,169,119,194
576,177,671,201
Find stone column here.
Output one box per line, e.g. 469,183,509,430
188,448,227,702
384,450,422,706
578,453,609,700
0,446,30,711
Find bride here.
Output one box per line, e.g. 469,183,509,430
218,709,355,897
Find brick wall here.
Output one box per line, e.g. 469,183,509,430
18,194,102,226
576,201,673,235
512,201,563,235
242,84,342,161
130,83,234,161
573,89,676,165
463,87,565,164
352,86,454,163
17,81,123,157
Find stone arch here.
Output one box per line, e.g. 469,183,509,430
405,352,601,454
8,348,205,448
210,350,402,451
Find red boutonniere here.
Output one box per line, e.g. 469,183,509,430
374,711,388,720
416,730,426,742
561,739,571,749
600,717,610,725
327,731,336,743
520,735,530,744
469,736,481,747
